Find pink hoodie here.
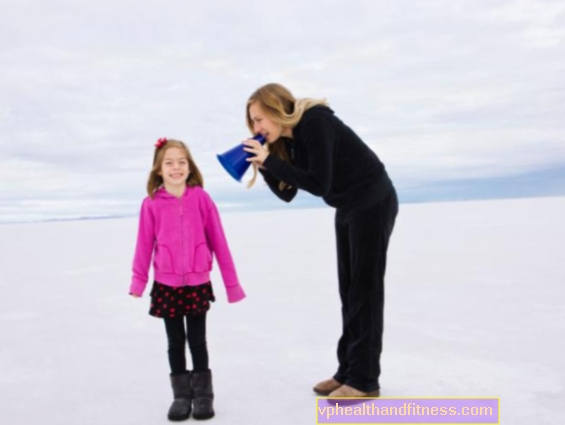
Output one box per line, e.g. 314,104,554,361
129,185,245,303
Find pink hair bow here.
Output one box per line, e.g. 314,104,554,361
155,137,167,148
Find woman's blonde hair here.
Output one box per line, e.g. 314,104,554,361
245,83,328,189
146,139,204,198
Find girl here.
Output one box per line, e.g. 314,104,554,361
129,138,245,421
242,83,398,398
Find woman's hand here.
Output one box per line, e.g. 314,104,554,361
130,293,140,298
243,139,269,168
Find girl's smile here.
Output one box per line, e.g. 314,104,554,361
159,147,190,188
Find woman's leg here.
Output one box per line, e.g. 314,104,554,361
340,189,398,393
164,316,187,375
333,209,352,384
185,313,209,372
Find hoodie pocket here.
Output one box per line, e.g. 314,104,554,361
154,244,175,274
192,242,212,272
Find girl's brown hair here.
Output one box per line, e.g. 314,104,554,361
146,139,203,197
245,83,328,189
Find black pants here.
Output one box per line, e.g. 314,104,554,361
333,188,398,392
164,313,209,375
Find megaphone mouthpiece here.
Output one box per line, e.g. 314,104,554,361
216,134,266,182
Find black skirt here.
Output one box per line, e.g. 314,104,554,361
148,281,215,318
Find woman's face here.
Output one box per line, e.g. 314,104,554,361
248,102,290,143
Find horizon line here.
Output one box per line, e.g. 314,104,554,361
1,193,563,226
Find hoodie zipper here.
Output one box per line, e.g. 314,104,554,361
285,139,295,162
179,197,185,285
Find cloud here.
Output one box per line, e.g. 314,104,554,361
1,0,564,222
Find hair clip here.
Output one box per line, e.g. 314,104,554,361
155,137,168,149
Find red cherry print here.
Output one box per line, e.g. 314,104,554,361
158,298,162,302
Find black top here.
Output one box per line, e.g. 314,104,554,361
260,106,394,210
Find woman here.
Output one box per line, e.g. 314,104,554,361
243,83,398,397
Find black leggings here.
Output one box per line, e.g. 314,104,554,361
164,314,208,375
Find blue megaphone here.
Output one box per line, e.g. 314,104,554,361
216,134,266,182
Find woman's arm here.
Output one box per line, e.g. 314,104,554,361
262,117,335,197
258,166,298,203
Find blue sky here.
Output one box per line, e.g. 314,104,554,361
1,0,564,223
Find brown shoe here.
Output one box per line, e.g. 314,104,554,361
313,378,342,396
328,384,380,397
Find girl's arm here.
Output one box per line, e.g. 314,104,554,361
203,198,246,303
258,167,298,202
130,198,156,297
262,117,335,197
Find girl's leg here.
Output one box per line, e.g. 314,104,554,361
185,313,209,372
187,313,215,419
164,316,187,375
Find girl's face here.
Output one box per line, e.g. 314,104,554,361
248,102,291,143
159,147,190,187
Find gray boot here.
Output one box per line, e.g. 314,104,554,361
168,372,192,421
191,369,214,420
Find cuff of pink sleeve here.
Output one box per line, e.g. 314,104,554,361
129,278,147,297
226,285,246,303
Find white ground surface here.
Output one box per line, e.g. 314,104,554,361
1,196,564,424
